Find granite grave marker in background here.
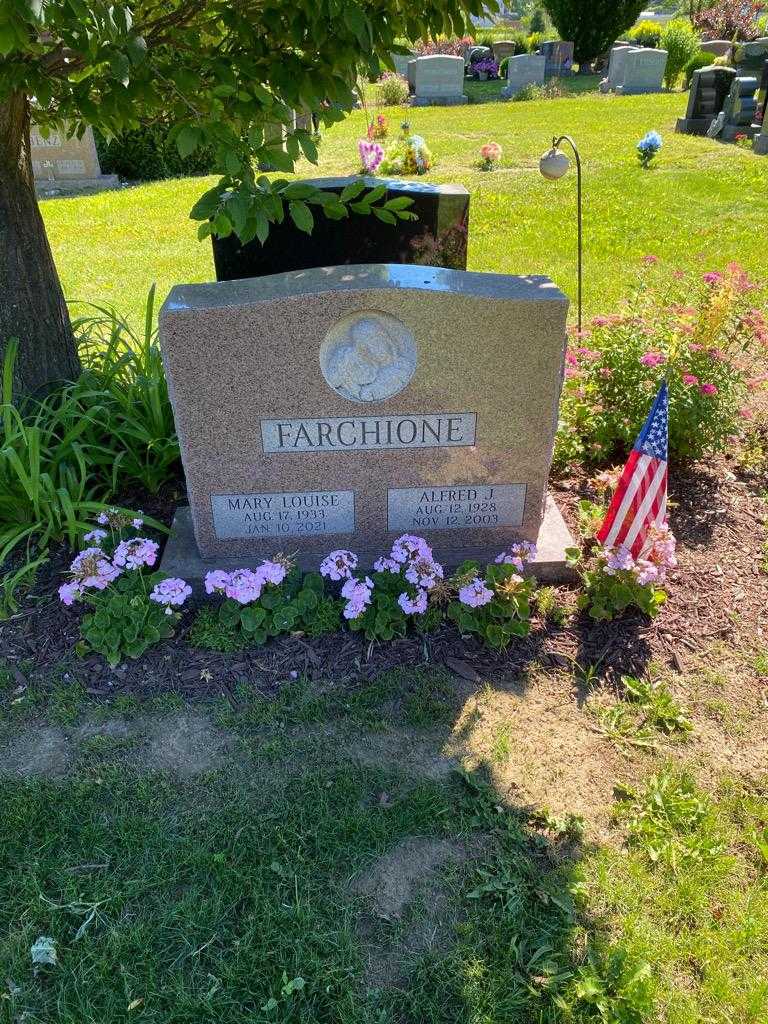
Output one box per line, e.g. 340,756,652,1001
160,264,573,579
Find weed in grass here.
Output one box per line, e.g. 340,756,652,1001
535,586,570,626
614,766,726,870
621,676,693,736
590,675,692,752
490,722,512,765
403,671,455,728
48,681,86,726
754,649,768,676
189,605,252,652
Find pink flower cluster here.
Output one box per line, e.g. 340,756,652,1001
341,576,374,620
600,523,677,588
458,578,494,608
204,560,288,605
320,550,358,581
113,537,159,570
358,139,384,174
59,547,122,605
150,577,193,612
495,541,537,573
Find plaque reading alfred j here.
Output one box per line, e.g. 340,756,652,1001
388,484,526,533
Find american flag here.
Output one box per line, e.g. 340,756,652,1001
596,382,668,558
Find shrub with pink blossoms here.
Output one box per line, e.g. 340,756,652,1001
58,515,190,666
568,523,677,621
556,259,767,469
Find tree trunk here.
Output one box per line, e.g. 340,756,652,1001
0,92,80,398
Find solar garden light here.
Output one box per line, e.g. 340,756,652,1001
539,135,583,332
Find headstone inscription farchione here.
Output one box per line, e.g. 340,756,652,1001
159,264,575,580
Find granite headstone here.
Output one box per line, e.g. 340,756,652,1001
614,47,668,94
540,40,574,77
211,177,470,280
159,264,574,579
676,65,737,134
501,53,546,98
411,55,468,105
31,124,118,194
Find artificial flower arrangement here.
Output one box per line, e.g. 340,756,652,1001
568,523,677,621
637,130,662,169
367,113,388,140
58,509,191,666
358,138,385,174
379,122,433,176
478,142,502,171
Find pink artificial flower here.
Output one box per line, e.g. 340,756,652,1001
150,577,192,607
682,373,699,386
640,351,665,368
699,383,718,396
358,139,384,174
398,590,428,615
320,550,358,581
113,537,159,571
458,578,494,608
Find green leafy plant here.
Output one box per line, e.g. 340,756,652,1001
448,560,535,650
376,71,410,106
660,19,702,89
621,675,693,735
615,767,726,869
72,286,180,494
568,543,669,622
80,571,178,667
684,49,717,88
95,122,217,181
627,20,663,48
565,945,653,1024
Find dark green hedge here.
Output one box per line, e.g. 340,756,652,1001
95,124,217,182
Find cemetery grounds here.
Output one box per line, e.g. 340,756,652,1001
2,84,768,1023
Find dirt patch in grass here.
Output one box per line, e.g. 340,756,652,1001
143,711,233,776
352,836,476,990
0,725,72,777
342,727,458,782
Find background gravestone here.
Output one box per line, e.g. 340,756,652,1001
699,40,731,58
720,76,759,140
614,48,667,95
159,264,573,578
211,178,470,281
540,40,574,77
411,55,467,105
754,62,768,154
492,41,518,63
676,65,736,134
31,124,118,194
501,54,546,98
601,44,636,92
733,38,768,77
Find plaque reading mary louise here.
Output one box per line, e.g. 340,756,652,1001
159,264,572,571
320,310,417,403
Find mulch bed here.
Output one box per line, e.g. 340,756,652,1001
2,458,766,703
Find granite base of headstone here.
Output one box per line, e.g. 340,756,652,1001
411,55,468,105
676,65,737,134
501,53,546,98
158,264,576,581
754,131,768,154
699,39,732,59
211,177,470,280
31,124,118,195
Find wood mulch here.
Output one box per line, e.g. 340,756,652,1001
1,457,767,704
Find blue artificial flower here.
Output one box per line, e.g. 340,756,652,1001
638,130,663,152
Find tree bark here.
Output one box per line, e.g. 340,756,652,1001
0,92,80,398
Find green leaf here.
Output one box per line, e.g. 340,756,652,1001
288,200,314,234
125,33,148,65
240,606,266,632
189,185,223,222
372,208,396,225
339,178,366,203
176,126,201,159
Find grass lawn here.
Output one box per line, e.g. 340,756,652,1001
41,83,768,330
1,669,767,1023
